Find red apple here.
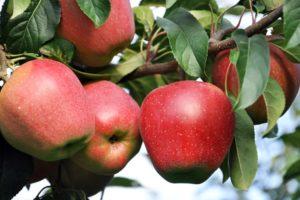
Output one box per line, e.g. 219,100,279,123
72,81,141,175
58,0,135,67
0,59,94,161
212,44,300,124
140,81,235,184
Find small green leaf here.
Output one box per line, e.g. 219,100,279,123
76,0,111,28
190,10,218,30
109,177,143,188
281,127,300,148
230,110,258,190
7,0,31,19
166,0,217,15
166,0,176,8
229,49,239,65
232,31,270,110
140,0,166,6
262,78,286,136
258,0,282,11
284,0,300,49
134,6,155,35
121,73,178,105
271,41,300,62
103,53,145,83
0,0,10,42
5,0,61,54
264,125,279,138
70,52,145,82
40,37,75,64
283,159,300,182
157,8,209,77
220,154,230,183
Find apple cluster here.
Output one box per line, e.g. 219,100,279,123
0,0,299,197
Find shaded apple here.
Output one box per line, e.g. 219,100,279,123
140,81,235,184
28,158,59,184
212,44,300,124
48,160,113,197
72,81,141,175
0,59,94,161
58,0,135,67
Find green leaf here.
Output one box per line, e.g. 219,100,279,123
232,31,270,110
7,0,31,19
271,41,300,62
0,136,33,200
166,0,176,8
140,0,166,6
284,0,300,49
40,37,75,64
230,110,258,190
0,0,10,42
103,53,145,83
134,6,155,35
258,0,283,11
76,0,111,28
5,0,61,54
70,52,145,82
109,177,143,188
121,73,178,105
157,8,209,77
220,154,230,183
190,10,218,29
283,159,300,182
281,127,300,148
264,125,279,138
166,0,218,15
262,78,286,136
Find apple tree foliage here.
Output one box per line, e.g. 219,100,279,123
0,0,299,199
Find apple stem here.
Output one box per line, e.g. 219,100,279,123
209,4,216,38
123,5,283,81
100,187,106,200
249,0,257,25
146,28,165,63
213,8,246,41
179,68,186,80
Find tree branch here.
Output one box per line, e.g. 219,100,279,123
209,5,283,53
128,5,283,80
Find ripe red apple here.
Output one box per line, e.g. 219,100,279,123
140,81,235,184
58,0,135,67
212,44,300,124
72,81,141,175
48,160,113,197
0,59,94,161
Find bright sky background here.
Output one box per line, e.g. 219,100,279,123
0,0,298,200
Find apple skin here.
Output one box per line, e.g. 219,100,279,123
140,81,235,184
212,44,300,124
48,160,113,197
58,0,135,67
72,81,141,175
0,59,94,161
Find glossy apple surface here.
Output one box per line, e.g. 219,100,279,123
58,0,135,67
0,59,94,161
212,44,300,124
72,81,141,175
140,81,235,183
